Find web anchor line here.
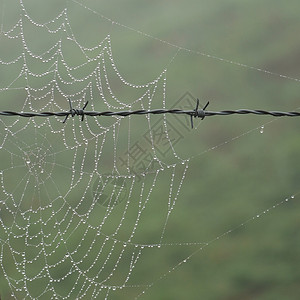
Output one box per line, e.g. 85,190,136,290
0,98,300,128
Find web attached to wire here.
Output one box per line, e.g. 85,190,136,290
0,1,299,299
0,1,193,299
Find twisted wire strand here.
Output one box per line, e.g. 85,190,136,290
1,109,300,118
1,98,299,125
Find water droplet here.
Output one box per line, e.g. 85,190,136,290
260,126,264,134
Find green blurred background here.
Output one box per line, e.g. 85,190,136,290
0,0,300,299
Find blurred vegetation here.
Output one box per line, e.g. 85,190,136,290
0,0,300,299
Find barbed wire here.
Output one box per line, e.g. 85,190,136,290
0,99,299,128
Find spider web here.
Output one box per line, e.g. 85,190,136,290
0,1,190,299
0,1,299,299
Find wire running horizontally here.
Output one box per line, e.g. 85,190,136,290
0,98,299,128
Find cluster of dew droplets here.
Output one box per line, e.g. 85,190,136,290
260,125,264,134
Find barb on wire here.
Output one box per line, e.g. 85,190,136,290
62,98,89,123
0,98,300,129
190,99,209,128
